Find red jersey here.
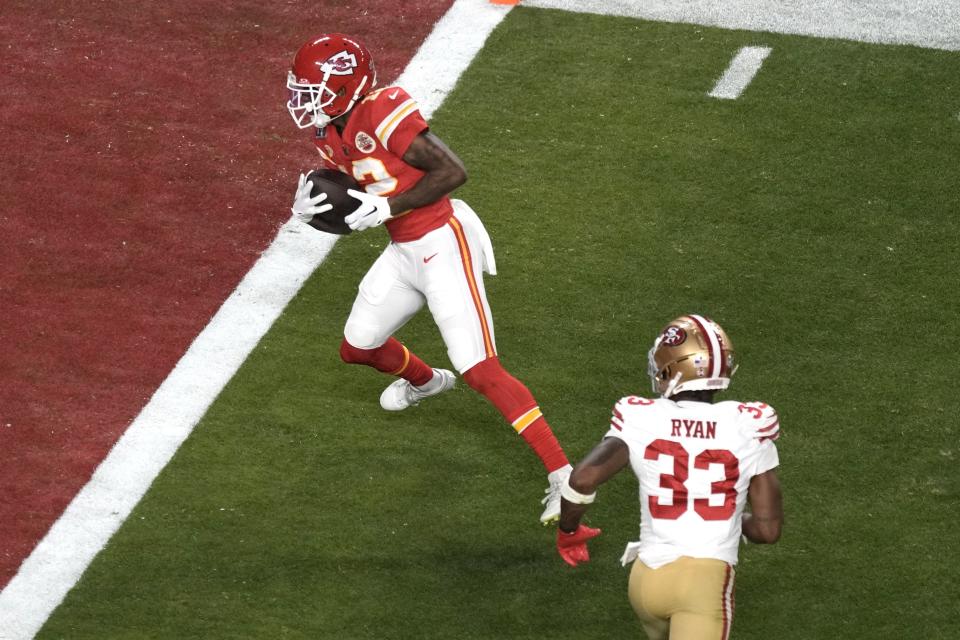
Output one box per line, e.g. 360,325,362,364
311,86,453,243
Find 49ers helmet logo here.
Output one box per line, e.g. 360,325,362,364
661,326,687,346
320,51,358,76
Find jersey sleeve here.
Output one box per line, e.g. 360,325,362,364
370,87,429,157
604,400,626,440
736,401,780,442
752,439,780,475
315,148,338,169
737,402,780,475
604,395,656,440
311,135,343,171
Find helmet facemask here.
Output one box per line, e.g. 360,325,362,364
286,69,371,129
287,71,340,129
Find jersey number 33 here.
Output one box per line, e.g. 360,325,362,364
644,440,739,521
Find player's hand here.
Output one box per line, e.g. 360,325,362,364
556,524,601,567
291,172,332,222
344,189,392,231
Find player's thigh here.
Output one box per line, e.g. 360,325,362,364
669,558,736,640
421,228,497,373
344,247,424,349
627,561,670,640
628,558,734,640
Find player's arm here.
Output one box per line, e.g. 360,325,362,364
554,437,629,567
388,130,467,215
742,468,783,544
344,130,466,230
558,437,631,533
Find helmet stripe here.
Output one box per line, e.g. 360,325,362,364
688,314,722,378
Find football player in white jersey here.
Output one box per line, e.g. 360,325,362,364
556,315,783,640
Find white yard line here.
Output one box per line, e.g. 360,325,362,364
3,0,956,636
0,2,513,638
0,223,336,640
709,46,773,99
395,0,514,119
523,0,960,51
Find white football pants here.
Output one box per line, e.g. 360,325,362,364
343,199,499,374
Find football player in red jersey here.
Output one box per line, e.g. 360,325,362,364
286,34,571,524
556,315,783,640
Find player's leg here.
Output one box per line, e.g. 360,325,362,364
627,560,672,640
461,357,569,474
341,245,454,405
662,558,736,640
422,204,570,522
462,357,571,522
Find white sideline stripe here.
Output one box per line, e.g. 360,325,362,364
0,1,513,638
0,222,336,639
523,0,960,51
709,46,772,99
393,0,512,120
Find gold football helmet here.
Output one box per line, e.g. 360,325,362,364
647,314,737,397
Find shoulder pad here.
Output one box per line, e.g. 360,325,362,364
365,88,419,145
736,401,780,442
610,396,656,432
616,395,657,410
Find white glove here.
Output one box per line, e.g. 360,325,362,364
290,172,332,222
344,189,392,231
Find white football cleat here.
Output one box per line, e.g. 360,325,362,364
540,463,573,525
379,368,456,411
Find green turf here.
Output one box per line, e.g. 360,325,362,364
40,7,960,639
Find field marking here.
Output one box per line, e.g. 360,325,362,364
523,0,960,51
0,223,337,639
394,0,513,120
3,0,953,637
709,46,772,99
0,1,513,638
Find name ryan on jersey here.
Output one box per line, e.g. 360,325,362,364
670,419,717,439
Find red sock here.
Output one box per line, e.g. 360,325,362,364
339,337,433,386
463,357,569,472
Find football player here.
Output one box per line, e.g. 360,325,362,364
285,34,572,523
556,315,783,640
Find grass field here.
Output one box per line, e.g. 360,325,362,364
39,7,960,639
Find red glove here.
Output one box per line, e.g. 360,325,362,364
556,525,602,567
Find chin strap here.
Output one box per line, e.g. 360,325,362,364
662,372,682,398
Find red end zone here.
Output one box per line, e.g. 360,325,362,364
0,0,455,588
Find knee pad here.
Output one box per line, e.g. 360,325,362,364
343,320,384,351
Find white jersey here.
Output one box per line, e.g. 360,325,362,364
608,396,780,569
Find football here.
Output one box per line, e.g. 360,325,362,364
304,169,362,235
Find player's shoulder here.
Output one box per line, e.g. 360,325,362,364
613,394,662,412
717,400,780,442
357,86,418,117
354,86,423,145
610,395,667,431
723,399,778,423
369,85,415,101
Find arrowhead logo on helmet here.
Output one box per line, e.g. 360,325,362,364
286,34,377,130
320,51,358,76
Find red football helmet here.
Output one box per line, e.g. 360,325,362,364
287,33,377,129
